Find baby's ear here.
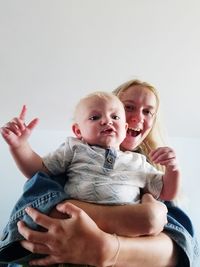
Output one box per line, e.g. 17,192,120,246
72,123,82,139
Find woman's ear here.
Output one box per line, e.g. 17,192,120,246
72,123,82,139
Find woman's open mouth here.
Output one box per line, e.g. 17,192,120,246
127,127,141,137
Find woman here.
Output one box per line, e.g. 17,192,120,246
6,80,200,266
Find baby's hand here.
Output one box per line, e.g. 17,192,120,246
0,105,39,148
149,146,178,171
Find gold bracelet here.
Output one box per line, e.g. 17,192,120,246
112,233,121,267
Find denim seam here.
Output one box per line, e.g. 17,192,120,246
9,192,60,223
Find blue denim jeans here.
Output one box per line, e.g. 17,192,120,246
164,201,199,266
0,173,199,266
0,172,68,264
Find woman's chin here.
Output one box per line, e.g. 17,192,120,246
121,135,141,151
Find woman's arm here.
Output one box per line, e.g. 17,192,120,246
18,202,178,267
117,232,178,267
68,193,168,237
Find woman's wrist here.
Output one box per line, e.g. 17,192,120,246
110,234,121,267
97,232,121,267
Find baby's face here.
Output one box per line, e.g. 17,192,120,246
73,96,128,149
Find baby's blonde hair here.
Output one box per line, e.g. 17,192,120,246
74,91,125,122
113,79,165,170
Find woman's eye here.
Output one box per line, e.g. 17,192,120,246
143,109,153,116
124,105,134,112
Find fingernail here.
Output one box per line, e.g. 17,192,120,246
25,206,31,213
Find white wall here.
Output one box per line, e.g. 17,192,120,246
0,0,200,137
0,0,200,250
169,137,200,243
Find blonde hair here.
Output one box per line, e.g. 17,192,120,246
113,79,165,170
74,91,125,122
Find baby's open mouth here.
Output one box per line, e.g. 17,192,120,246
101,128,114,134
127,127,141,137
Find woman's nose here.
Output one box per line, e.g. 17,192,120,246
129,111,143,123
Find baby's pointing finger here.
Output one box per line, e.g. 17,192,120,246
19,105,27,121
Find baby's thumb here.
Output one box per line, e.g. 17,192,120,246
27,118,39,131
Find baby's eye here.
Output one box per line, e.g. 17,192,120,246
112,115,120,120
89,115,100,121
124,104,135,112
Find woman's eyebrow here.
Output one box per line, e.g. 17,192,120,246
145,105,155,110
123,100,155,109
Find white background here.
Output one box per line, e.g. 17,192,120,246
0,0,200,246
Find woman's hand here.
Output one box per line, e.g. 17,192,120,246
0,105,38,149
18,202,117,266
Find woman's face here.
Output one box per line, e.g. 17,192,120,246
118,85,157,151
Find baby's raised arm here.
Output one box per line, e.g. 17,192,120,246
0,105,48,178
149,146,180,201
